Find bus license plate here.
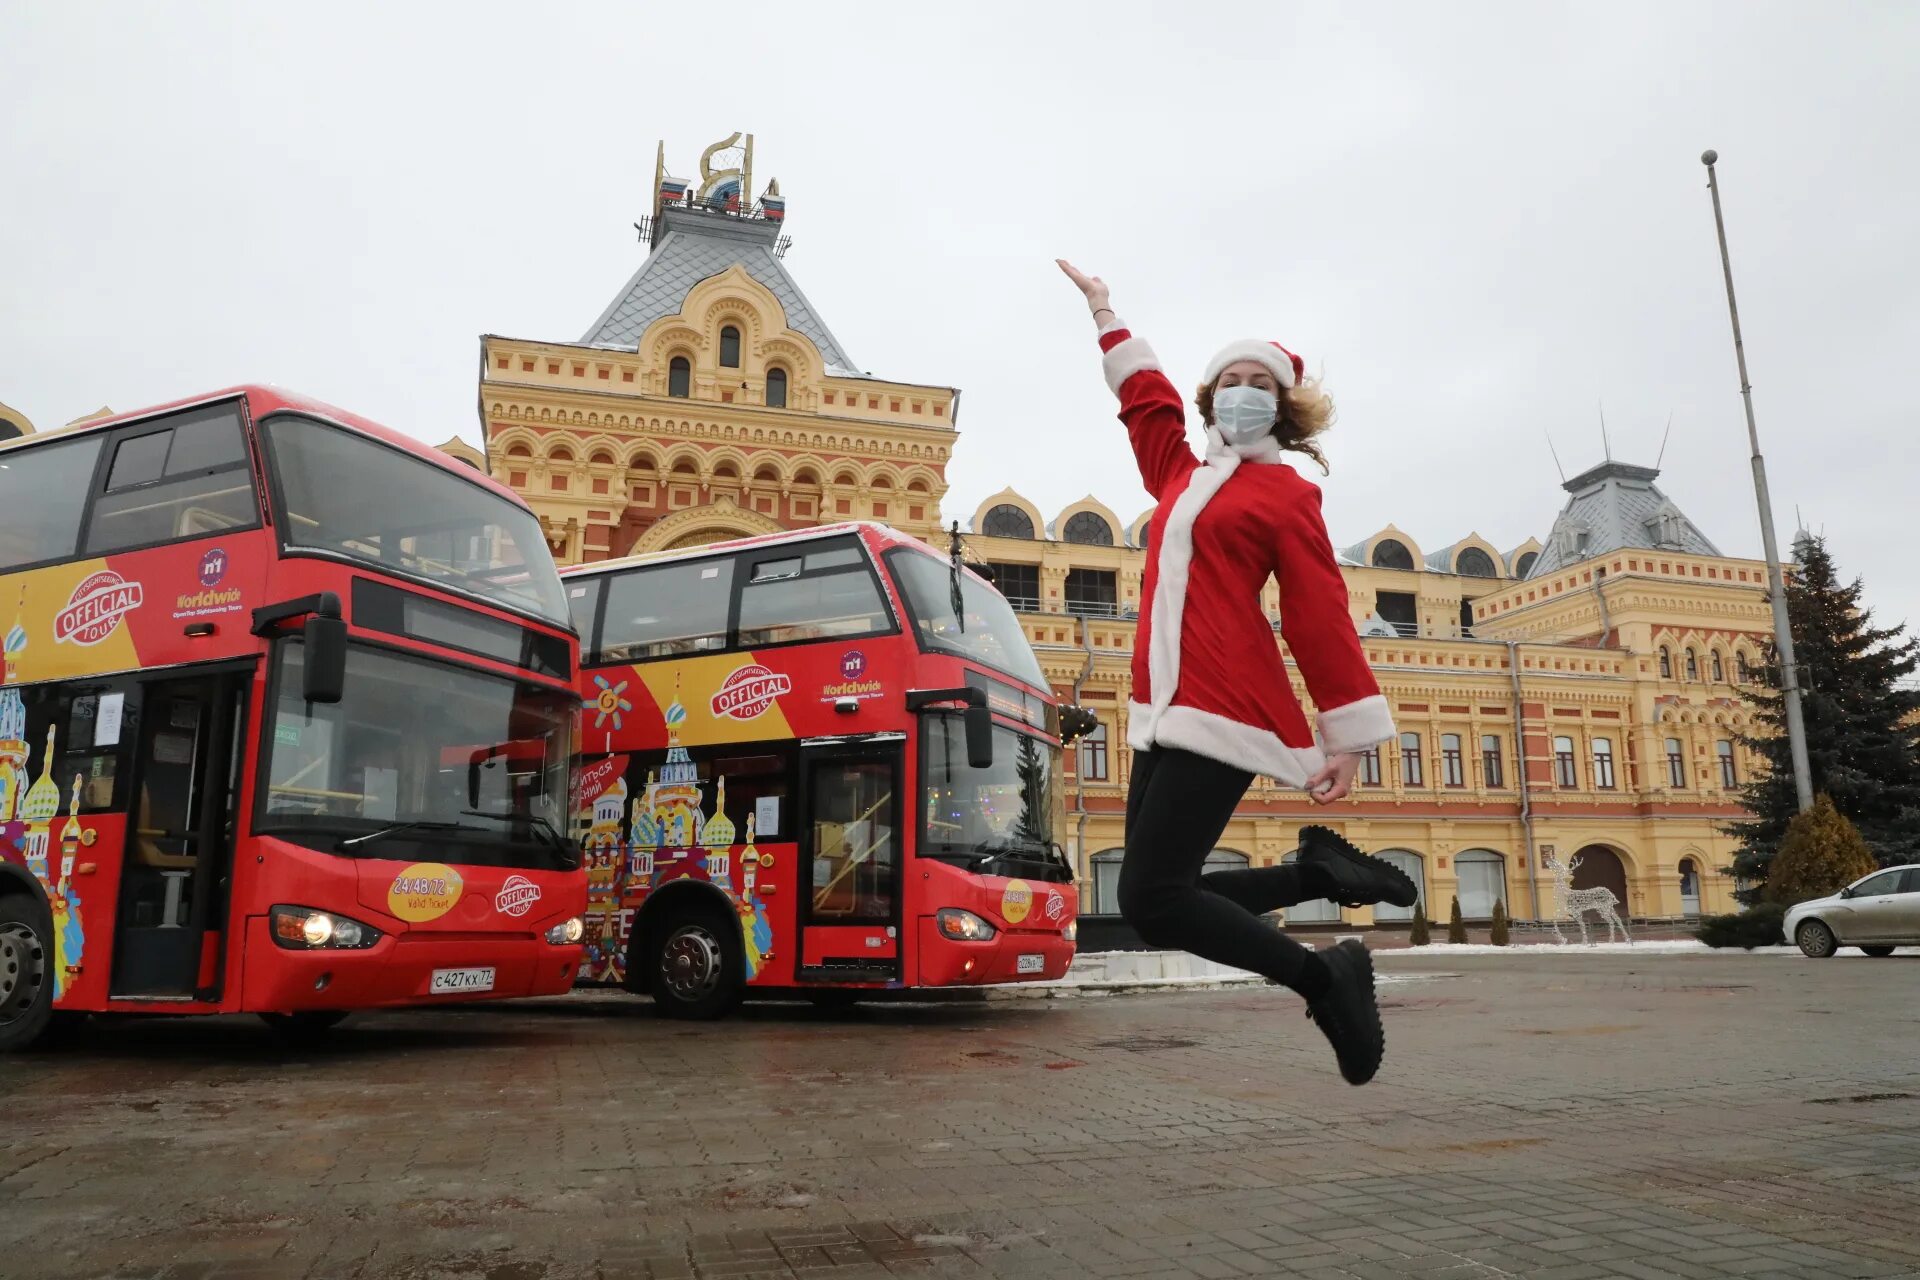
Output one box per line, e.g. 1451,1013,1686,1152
430,967,495,995
1016,953,1045,974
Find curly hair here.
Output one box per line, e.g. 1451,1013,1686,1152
1194,376,1336,474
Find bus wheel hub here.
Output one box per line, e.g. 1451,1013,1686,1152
0,922,47,1021
662,926,721,1001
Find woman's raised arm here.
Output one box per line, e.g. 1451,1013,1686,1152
1056,260,1195,500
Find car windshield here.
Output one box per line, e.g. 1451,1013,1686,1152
884,548,1048,688
920,716,1065,871
259,640,577,871
262,414,568,626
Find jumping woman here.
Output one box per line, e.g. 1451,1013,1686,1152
1058,259,1418,1085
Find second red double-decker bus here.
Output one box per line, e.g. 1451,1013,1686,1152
561,523,1078,1017
0,387,585,1050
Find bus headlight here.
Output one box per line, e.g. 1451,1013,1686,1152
544,917,585,945
271,905,381,951
936,908,997,942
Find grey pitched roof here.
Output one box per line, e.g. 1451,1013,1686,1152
581,208,858,373
1527,460,1720,578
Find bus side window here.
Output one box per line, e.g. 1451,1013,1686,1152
736,553,890,649
600,556,736,662
84,404,257,556
566,578,605,662
0,434,105,569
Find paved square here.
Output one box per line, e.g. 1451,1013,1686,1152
4,952,1918,1279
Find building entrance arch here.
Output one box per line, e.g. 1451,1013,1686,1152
1571,844,1630,911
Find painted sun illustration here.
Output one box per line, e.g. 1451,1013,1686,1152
589,675,633,730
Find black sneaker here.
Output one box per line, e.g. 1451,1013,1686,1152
1305,940,1384,1085
1298,825,1418,908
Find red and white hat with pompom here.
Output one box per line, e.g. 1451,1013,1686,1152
1203,340,1305,390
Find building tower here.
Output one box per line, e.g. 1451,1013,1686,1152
702,776,735,884
20,726,62,886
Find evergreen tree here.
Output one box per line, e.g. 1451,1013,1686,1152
1762,794,1880,905
1447,896,1468,944
1408,902,1430,946
1726,534,1920,902
1490,899,1510,946
1012,733,1051,848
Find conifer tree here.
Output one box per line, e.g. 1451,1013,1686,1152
1727,534,1920,901
1763,794,1880,905
1408,902,1430,946
1447,896,1468,944
1490,899,1510,946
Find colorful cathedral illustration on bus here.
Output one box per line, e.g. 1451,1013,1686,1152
1,594,90,1001
573,678,772,986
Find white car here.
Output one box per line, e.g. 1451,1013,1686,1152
1784,864,1920,958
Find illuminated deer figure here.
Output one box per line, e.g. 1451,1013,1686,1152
1543,852,1632,945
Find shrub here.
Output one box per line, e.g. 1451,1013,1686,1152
1490,899,1510,946
1764,794,1881,906
1694,902,1787,950
1447,896,1468,944
1408,902,1430,946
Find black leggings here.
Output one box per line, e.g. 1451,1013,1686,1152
1118,745,1323,993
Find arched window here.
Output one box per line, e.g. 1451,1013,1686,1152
754,465,780,484
549,446,575,463
507,443,533,459
668,356,691,398
1684,648,1699,680
1514,550,1539,579
1553,736,1577,788
1666,738,1686,788
793,468,820,488
1456,547,1497,578
1372,538,1414,570
1399,732,1424,787
834,470,858,487
1455,850,1507,918
589,450,614,466
1735,651,1753,683
1063,511,1114,546
1679,858,1702,917
1710,650,1725,682
766,366,788,408
1659,646,1673,678
982,504,1035,539
1371,851,1426,923
719,325,741,368
1091,849,1126,914
1281,850,1341,923
630,451,657,472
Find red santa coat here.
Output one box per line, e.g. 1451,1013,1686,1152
1099,320,1396,787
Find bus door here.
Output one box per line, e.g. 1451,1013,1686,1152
796,734,904,984
111,668,249,1000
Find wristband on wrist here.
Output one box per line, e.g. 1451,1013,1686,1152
1092,306,1115,319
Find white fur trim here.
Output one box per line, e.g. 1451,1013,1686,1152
1101,335,1160,394
1096,313,1127,336
1202,423,1285,464
1204,339,1298,390
1315,694,1396,756
1145,703,1329,790
1147,453,1235,726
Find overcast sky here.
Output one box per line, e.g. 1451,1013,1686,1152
4,3,1915,630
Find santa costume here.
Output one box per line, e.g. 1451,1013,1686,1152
1088,310,1410,1087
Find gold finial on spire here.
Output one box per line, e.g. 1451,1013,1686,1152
696,131,754,203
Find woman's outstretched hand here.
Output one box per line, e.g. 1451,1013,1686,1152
1306,752,1363,805
1056,259,1111,316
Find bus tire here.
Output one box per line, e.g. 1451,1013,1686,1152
0,894,55,1054
646,903,744,1021
260,1011,351,1045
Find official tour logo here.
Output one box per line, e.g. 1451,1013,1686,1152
55,571,144,646
495,874,542,917
1044,891,1066,923
711,663,792,720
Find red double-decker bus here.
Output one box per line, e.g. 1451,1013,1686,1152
561,523,1080,1017
0,387,586,1050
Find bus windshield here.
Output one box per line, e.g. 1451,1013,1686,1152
920,716,1067,873
259,642,577,871
263,414,568,626
884,549,1048,688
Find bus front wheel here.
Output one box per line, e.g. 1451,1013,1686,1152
0,895,55,1053
646,904,744,1021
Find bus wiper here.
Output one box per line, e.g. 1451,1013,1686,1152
462,808,572,857
336,820,470,852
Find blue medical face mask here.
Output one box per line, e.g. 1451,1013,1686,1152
1212,385,1278,445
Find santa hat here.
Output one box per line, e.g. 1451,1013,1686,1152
1203,340,1304,391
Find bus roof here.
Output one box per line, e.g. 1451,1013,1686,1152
0,384,531,510
561,521,952,578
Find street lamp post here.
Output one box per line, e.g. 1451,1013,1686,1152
1701,149,1814,814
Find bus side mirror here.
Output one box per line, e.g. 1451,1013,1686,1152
302,615,347,704
965,704,994,769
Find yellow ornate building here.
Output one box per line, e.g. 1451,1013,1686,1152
456,133,1768,929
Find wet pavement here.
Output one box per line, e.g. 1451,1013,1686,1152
4,952,1919,1280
